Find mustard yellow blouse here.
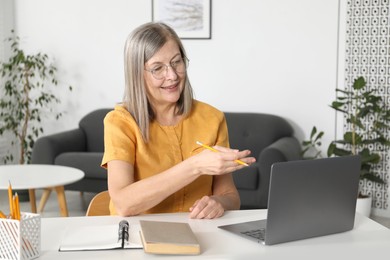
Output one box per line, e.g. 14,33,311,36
101,100,230,215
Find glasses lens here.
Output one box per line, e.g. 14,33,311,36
173,59,185,73
153,66,166,79
150,57,189,80
181,57,189,71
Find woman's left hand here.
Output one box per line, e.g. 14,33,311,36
189,196,224,219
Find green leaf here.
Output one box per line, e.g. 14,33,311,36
361,173,385,184
310,126,317,139
353,76,366,90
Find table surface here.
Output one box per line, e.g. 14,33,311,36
39,209,390,260
0,164,84,189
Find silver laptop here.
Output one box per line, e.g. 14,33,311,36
219,155,361,245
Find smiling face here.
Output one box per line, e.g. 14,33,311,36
143,39,185,111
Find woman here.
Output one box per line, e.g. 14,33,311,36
101,22,255,219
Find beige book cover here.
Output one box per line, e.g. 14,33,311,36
139,220,200,255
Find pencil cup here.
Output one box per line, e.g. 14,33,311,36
0,213,41,260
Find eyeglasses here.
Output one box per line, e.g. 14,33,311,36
145,57,189,80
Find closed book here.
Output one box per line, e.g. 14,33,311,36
139,220,200,255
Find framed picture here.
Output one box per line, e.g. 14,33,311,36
152,0,212,39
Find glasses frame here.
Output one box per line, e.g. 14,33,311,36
144,57,189,80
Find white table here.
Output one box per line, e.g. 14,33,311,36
39,209,390,259
0,164,84,217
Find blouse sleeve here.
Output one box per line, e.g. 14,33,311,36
101,108,137,168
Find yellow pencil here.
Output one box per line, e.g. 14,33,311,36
0,210,6,219
196,141,249,167
8,181,13,219
14,193,21,220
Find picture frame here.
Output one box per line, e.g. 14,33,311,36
152,0,212,39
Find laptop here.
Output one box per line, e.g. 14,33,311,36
219,155,361,245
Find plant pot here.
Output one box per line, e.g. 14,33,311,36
356,196,372,217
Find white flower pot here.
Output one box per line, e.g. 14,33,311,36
356,196,372,217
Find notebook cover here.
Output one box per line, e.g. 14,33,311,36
139,220,200,255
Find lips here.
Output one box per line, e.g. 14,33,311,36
161,83,178,91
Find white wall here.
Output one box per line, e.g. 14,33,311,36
0,0,16,162
0,0,13,59
10,0,340,151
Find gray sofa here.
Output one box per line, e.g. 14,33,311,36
31,109,301,209
31,109,108,193
225,113,301,209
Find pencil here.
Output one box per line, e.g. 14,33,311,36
196,141,249,167
14,193,20,220
0,210,6,219
8,181,13,219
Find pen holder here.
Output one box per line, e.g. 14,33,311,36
0,213,41,260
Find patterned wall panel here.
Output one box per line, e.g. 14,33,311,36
345,0,390,210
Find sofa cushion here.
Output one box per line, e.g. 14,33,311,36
55,152,106,179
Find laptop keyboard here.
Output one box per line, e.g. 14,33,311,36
241,228,266,240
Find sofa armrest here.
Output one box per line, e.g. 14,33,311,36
31,129,86,164
259,136,302,182
256,137,302,207
259,137,302,164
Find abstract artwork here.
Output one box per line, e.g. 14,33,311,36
152,0,211,39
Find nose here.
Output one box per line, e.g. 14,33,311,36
165,65,178,80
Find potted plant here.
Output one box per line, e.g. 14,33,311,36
302,76,389,216
0,30,71,199
0,30,72,165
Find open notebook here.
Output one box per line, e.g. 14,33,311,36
59,220,143,251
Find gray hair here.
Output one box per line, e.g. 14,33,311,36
123,22,194,142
